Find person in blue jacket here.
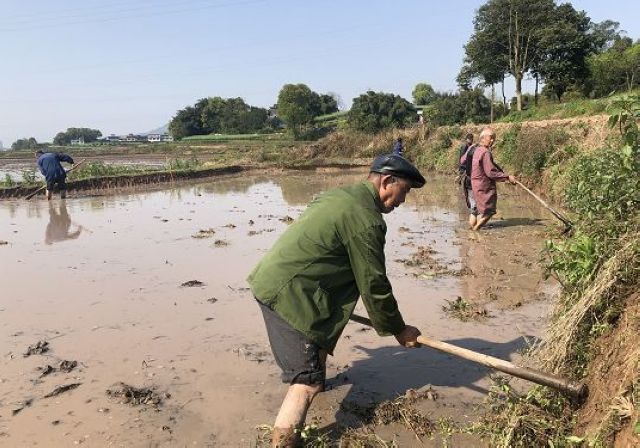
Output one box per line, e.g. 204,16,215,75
392,137,404,157
35,150,75,199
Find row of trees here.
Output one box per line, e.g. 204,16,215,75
53,128,102,145
166,0,640,141
589,38,640,97
277,85,418,134
459,0,638,109
11,137,41,151
11,129,102,150
170,83,492,139
168,97,281,139
168,86,340,140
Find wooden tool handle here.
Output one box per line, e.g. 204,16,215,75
514,180,572,229
350,313,587,399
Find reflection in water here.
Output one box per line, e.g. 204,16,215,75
276,171,365,205
199,175,267,196
197,171,366,205
45,201,83,245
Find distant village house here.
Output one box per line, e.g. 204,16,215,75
147,133,173,142
100,132,173,143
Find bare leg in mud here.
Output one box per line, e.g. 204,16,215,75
272,383,323,447
468,214,477,229
272,351,327,447
473,214,492,230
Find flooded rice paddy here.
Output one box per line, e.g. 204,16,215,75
0,169,556,446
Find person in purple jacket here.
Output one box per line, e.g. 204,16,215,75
459,128,516,230
35,150,75,200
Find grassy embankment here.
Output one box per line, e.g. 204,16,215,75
497,95,610,123
443,95,639,448
301,95,639,446
472,95,639,448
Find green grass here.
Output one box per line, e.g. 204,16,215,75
497,92,640,123
1,173,16,188
313,110,348,125
68,162,158,181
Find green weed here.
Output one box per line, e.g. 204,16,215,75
69,162,144,180
494,124,520,167
1,173,15,187
442,296,489,321
167,158,201,171
20,170,38,184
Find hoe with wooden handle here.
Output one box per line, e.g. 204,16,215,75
514,180,573,232
350,313,587,399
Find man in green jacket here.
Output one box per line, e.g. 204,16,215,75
248,154,426,447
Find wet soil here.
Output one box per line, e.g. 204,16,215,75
0,169,556,446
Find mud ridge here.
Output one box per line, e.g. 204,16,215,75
0,165,246,199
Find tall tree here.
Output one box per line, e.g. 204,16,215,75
466,0,555,111
53,128,102,145
347,91,415,133
317,94,339,116
412,83,438,105
589,41,640,96
588,20,624,53
536,4,592,101
459,25,508,117
169,106,202,139
276,84,320,137
11,137,40,150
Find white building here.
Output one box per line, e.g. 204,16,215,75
147,133,173,143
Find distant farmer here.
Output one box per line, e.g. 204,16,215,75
458,133,474,174
460,127,516,230
248,154,425,447
392,137,404,157
35,150,75,200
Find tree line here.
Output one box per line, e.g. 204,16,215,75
10,0,639,148
168,0,637,140
459,0,639,110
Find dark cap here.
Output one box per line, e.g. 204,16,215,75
369,153,426,188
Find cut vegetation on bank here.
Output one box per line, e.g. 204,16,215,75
475,95,640,447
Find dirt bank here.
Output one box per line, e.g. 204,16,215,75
307,114,613,200
576,293,639,447
0,165,244,199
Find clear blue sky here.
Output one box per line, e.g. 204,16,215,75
1,0,638,146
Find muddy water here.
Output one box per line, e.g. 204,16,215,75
0,169,555,447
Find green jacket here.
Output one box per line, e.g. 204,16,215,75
248,181,406,353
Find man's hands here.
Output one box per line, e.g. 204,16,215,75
395,325,421,348
508,175,517,185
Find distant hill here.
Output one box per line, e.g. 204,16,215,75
140,124,169,136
